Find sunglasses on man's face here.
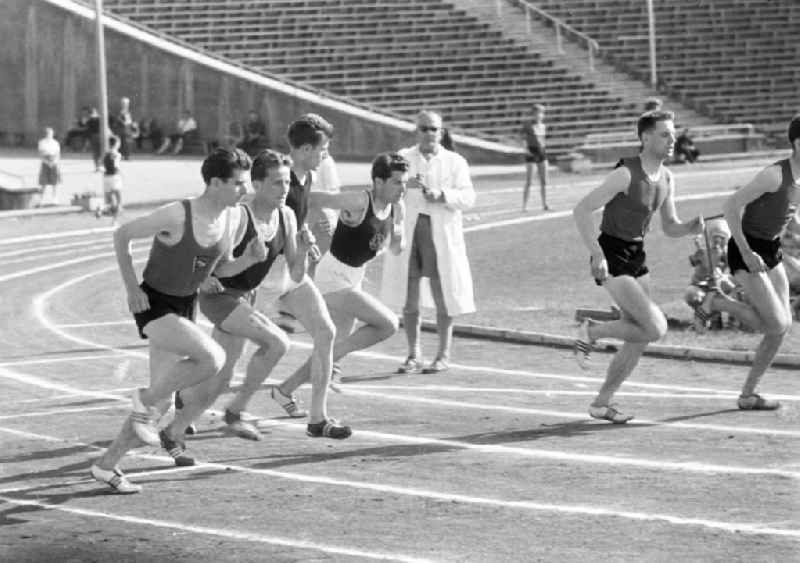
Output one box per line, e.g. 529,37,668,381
418,125,440,133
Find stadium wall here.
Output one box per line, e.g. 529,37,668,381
0,0,520,164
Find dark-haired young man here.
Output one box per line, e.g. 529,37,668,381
275,152,407,401
573,111,704,424
90,148,257,493
713,115,800,411
160,150,312,455
270,114,351,438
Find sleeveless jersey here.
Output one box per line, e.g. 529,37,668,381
216,205,287,292
142,200,229,296
329,191,394,268
286,169,312,226
741,159,800,240
103,151,118,176
600,156,669,242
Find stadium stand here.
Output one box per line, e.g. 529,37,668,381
532,0,799,140
100,0,644,157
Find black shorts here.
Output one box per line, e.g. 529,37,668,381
596,232,649,284
727,234,782,274
133,283,197,339
525,145,546,164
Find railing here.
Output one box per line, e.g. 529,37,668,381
498,0,600,71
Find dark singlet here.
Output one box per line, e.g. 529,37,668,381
142,200,229,297
329,191,394,268
600,156,670,242
216,205,287,292
103,151,118,176
286,169,313,226
741,159,800,240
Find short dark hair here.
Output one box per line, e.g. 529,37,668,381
286,114,334,149
251,149,292,181
788,114,800,147
637,110,675,139
371,152,409,182
201,147,251,185
108,136,118,148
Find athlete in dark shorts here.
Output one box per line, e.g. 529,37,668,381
706,116,800,411
572,111,704,424
521,104,549,212
90,148,255,493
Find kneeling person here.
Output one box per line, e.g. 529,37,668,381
276,152,407,398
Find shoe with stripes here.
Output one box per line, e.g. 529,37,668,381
90,464,142,494
307,418,352,440
329,363,343,393
131,388,160,446
574,320,595,370
223,409,262,441
271,386,308,418
159,430,196,467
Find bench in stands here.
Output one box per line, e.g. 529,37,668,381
576,123,766,163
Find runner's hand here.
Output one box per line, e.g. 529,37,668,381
298,226,321,262
590,254,609,284
127,286,150,314
743,249,767,273
199,276,224,294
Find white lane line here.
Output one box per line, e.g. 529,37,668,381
17,387,136,404
4,243,113,266
0,404,123,420
2,360,796,479
0,495,432,562
1,425,798,541
0,227,115,246
464,191,730,233
47,318,798,399
339,388,800,438
0,353,133,368
0,238,109,258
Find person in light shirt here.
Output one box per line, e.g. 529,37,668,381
37,127,62,205
380,110,476,374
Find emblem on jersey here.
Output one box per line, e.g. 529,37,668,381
193,255,214,272
369,232,387,252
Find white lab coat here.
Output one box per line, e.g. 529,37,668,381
380,145,476,316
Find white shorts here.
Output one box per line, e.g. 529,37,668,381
313,253,365,295
103,174,122,193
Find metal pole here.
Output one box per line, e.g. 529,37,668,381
95,0,109,157
647,0,657,88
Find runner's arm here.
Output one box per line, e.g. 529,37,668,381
660,171,703,238
284,209,309,284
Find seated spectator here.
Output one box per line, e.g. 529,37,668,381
643,97,663,112
135,117,164,152
156,109,197,155
223,119,244,149
684,218,743,332
237,110,268,155
675,128,700,164
64,106,91,151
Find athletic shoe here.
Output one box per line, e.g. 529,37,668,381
130,388,161,446
90,464,142,494
306,419,352,439
270,386,309,418
588,404,634,424
422,358,449,374
158,430,196,466
396,357,423,374
184,423,198,435
737,394,781,411
693,291,716,334
223,409,262,441
329,363,343,393
574,321,594,370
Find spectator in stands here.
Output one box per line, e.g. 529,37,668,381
64,106,91,152
521,103,549,212
112,96,138,160
136,117,164,153
222,119,244,149
238,110,268,156
675,128,700,164
381,110,476,374
37,127,62,206
643,97,663,112
157,109,198,155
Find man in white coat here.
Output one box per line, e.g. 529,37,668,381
380,111,476,373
